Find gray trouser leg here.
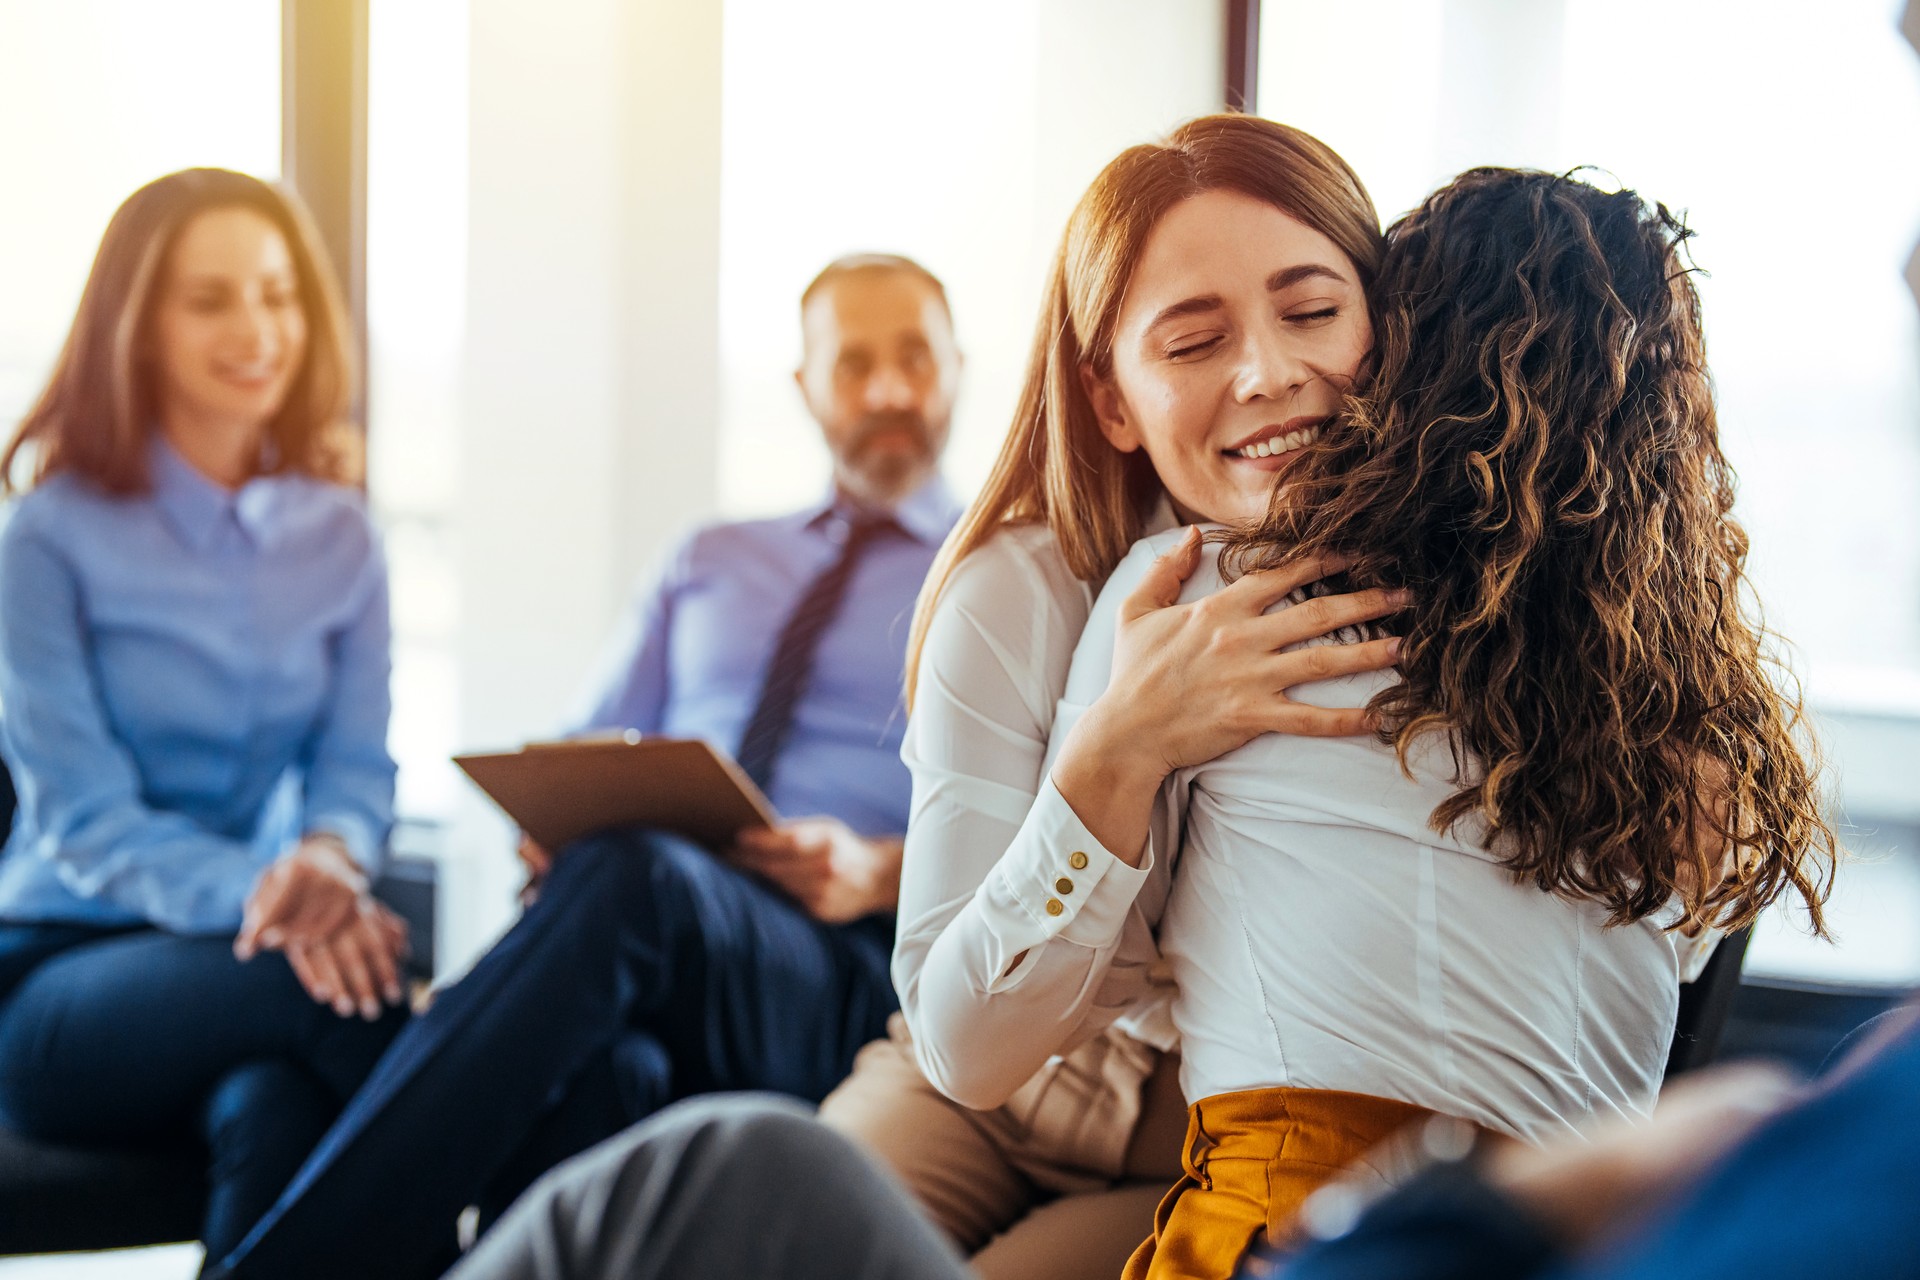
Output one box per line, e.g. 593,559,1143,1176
446,1094,972,1280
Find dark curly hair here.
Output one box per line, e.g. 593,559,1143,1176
1221,167,1836,935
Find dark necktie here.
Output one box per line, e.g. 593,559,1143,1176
735,511,898,795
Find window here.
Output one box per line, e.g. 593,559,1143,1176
366,0,467,824
717,0,1223,517
0,0,281,430
1257,0,1920,984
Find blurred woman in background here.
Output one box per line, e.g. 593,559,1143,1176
0,167,406,1261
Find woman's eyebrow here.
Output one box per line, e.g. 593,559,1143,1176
1145,293,1225,331
1268,263,1348,291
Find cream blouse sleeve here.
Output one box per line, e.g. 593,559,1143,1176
893,528,1169,1110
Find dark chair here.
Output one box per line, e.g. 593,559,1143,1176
0,757,438,1256
1664,926,1754,1079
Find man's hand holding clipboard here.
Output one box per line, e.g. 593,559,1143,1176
458,733,902,922
455,732,776,854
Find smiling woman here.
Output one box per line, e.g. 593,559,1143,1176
1083,190,1374,526
146,208,313,488
1,171,354,496
0,169,407,1260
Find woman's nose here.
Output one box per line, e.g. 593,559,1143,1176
228,303,278,359
1233,330,1310,404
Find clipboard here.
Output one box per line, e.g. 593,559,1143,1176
453,733,778,852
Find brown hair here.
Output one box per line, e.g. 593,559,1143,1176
2,167,357,495
1222,167,1836,934
905,114,1382,700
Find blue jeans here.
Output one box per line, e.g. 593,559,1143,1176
211,828,899,1280
0,923,407,1259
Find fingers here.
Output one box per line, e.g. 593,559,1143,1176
1120,527,1203,618
1225,554,1355,612
1268,635,1403,689
285,945,328,1005
330,927,387,1021
733,841,828,902
1253,587,1409,652
1264,702,1378,739
376,905,412,965
235,866,294,959
293,941,354,1017
353,912,404,1009
734,826,798,857
516,836,552,879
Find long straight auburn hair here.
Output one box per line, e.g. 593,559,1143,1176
903,115,1384,703
2,167,357,495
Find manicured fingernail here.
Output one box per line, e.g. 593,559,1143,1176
361,999,381,1020
386,984,403,1004
334,997,355,1017
261,929,282,948
1390,590,1413,606
1389,637,1403,657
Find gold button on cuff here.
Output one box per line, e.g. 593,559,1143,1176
1055,877,1074,894
1045,898,1064,917
1069,851,1089,870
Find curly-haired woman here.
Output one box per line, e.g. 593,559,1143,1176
1132,169,1836,1277
910,165,1837,1280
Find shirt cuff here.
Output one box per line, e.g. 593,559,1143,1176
981,777,1153,951
302,812,386,878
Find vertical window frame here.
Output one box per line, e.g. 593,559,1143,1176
282,0,371,431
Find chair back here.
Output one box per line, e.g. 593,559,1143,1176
1665,926,1753,1079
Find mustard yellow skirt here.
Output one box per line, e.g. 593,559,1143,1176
1120,1087,1435,1280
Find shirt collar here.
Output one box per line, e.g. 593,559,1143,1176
806,473,962,548
148,435,282,552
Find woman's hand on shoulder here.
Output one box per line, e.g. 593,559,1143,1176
1087,529,1408,779
1051,530,1406,866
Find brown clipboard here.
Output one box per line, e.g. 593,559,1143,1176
453,734,778,852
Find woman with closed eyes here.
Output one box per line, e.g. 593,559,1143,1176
818,115,1406,1280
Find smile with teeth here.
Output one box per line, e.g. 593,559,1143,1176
1230,424,1321,460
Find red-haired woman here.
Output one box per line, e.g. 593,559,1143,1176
0,168,407,1259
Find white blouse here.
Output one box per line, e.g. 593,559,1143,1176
1065,531,1687,1142
894,518,1179,1116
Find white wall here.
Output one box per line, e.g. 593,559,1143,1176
717,0,1224,517
437,0,724,966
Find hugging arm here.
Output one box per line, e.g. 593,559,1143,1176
893,542,1167,1109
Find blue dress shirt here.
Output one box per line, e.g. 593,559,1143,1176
578,477,961,839
0,439,395,935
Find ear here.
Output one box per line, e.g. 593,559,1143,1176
1079,362,1140,453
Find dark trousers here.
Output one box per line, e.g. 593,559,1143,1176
0,922,407,1259
211,828,899,1280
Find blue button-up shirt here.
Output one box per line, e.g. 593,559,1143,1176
0,439,395,935
577,477,961,838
